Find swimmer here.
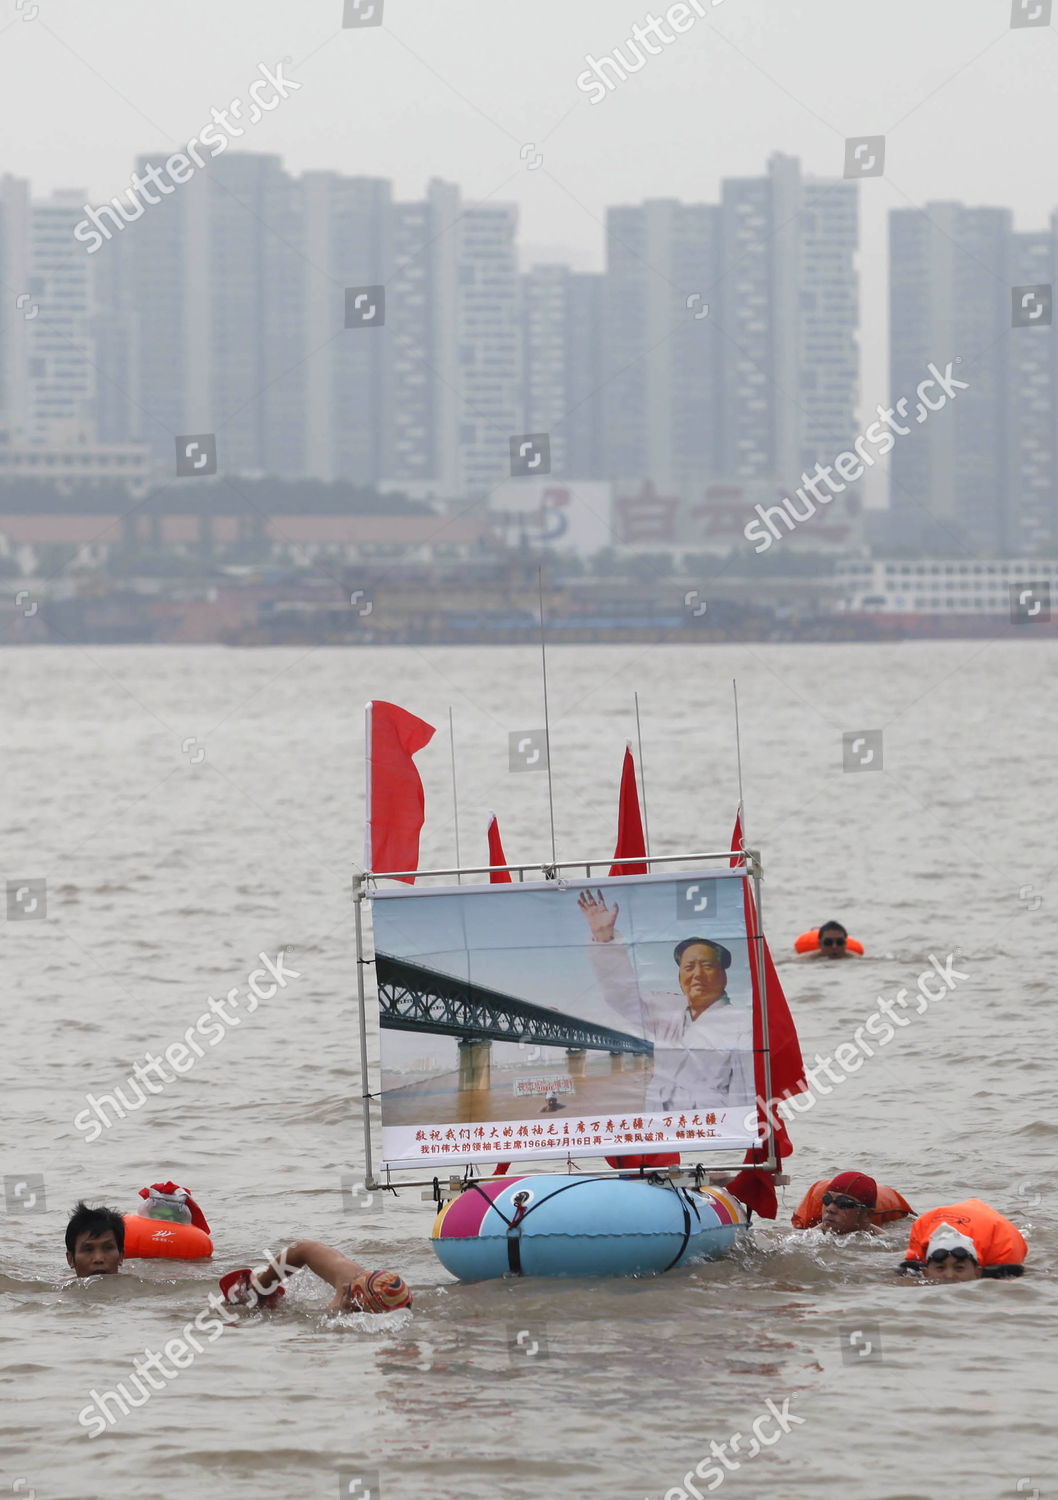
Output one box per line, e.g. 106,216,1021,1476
791,1174,913,1232
915,1225,984,1283
809,921,858,959
65,1202,125,1278
898,1198,1027,1281
818,1172,880,1236
219,1239,412,1313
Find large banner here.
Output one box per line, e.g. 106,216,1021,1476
372,869,757,1170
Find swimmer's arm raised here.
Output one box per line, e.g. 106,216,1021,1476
252,1239,367,1299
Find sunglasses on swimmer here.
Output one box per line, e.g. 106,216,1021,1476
821,1192,867,1211
820,936,847,947
927,1246,975,1264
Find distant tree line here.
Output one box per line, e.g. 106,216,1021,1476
0,478,433,516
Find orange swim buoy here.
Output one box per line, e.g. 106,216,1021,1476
791,1179,914,1229
122,1215,213,1259
902,1199,1027,1269
794,929,864,955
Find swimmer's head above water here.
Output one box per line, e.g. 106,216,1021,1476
899,1224,1024,1282
897,1202,1028,1283
820,1171,877,1235
911,1224,982,1281
348,1269,413,1313
817,921,850,958
65,1201,125,1277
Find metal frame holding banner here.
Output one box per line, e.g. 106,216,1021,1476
355,851,777,1191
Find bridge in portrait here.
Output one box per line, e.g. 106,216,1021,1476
375,953,652,1091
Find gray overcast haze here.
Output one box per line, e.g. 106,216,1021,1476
1,0,1052,500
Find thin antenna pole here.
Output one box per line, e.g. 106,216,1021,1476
448,707,462,883
733,678,746,850
633,691,652,859
538,567,558,866
353,874,375,1188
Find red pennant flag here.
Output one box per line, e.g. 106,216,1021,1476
487,812,512,883
488,814,512,1167
364,701,436,882
608,744,647,877
725,808,807,1218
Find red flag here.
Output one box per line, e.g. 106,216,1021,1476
605,1150,681,1170
487,812,512,883
488,814,512,1167
725,808,807,1218
364,701,436,882
608,744,647,877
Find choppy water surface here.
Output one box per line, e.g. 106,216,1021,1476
1,642,1053,1500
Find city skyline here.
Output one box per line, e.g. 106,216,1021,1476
3,0,1056,461
2,149,865,522
6,142,1058,542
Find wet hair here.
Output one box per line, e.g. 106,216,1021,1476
818,921,848,941
673,937,732,970
65,1201,125,1256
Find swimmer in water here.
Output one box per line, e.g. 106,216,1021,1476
897,1199,1027,1282
808,921,859,959
915,1226,984,1283
818,1172,882,1237
65,1202,125,1278
219,1239,412,1313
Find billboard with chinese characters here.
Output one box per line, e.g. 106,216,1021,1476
372,869,757,1170
488,480,613,555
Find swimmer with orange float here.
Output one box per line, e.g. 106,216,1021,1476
791,1171,914,1237
64,1183,213,1278
64,1200,412,1313
219,1240,413,1314
795,921,864,959
898,1199,1028,1282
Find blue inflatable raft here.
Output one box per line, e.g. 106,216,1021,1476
431,1173,746,1280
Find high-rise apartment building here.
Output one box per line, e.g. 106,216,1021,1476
799,175,860,478
1006,224,1056,553
604,198,722,490
27,190,97,439
207,154,307,478
7,150,869,531
302,171,392,484
88,159,520,498
387,188,454,490
454,199,522,497
521,264,604,478
117,153,307,478
889,203,1011,553
602,154,859,500
0,175,32,440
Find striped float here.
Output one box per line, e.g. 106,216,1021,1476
431,1174,745,1281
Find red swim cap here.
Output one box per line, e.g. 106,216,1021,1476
827,1171,878,1207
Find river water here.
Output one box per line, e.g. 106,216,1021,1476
1,642,1053,1500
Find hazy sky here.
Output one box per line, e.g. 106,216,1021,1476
2,0,1052,495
